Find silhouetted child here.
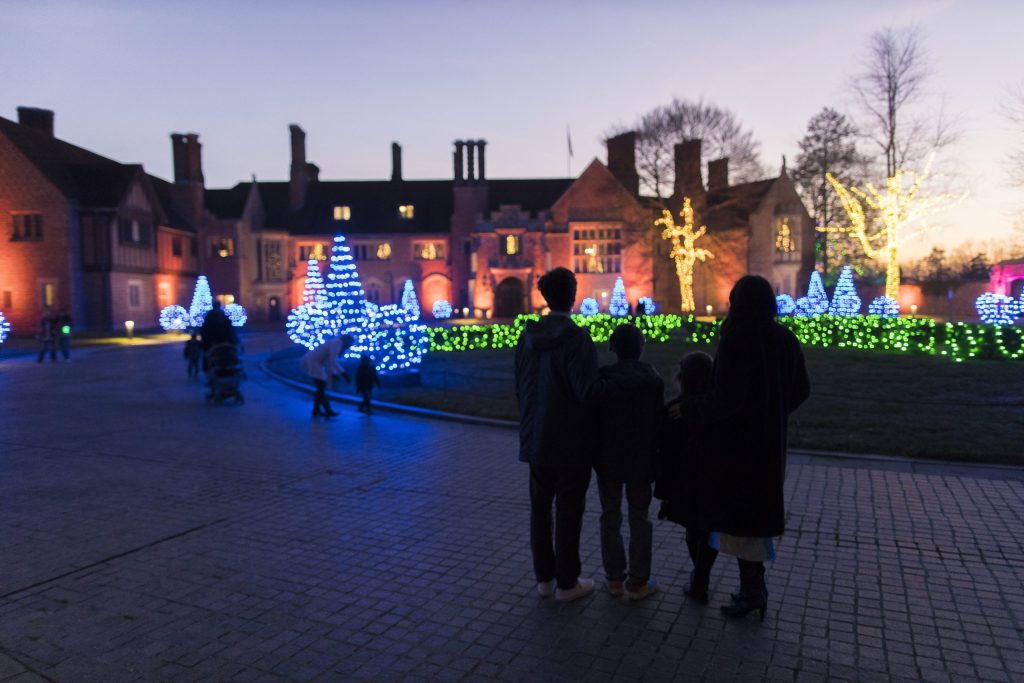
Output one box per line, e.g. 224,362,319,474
184,332,202,378
355,355,381,414
655,351,717,604
588,323,664,600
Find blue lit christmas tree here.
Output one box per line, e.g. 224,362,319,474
324,234,367,346
580,298,599,316
609,276,629,316
188,275,213,326
775,294,796,316
400,279,420,320
287,259,333,349
868,296,900,317
0,310,10,344
795,271,829,317
364,304,429,373
828,266,862,317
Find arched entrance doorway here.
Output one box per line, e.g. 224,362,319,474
268,296,281,321
493,277,526,318
1011,278,1024,300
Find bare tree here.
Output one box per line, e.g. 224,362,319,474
1002,83,1024,186
852,27,959,177
609,97,763,200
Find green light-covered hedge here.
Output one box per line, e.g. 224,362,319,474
680,315,1024,362
428,313,1024,362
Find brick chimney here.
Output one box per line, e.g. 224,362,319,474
17,107,54,137
391,142,402,181
289,124,310,210
171,133,204,184
466,141,476,182
605,131,639,195
454,140,466,183
674,139,704,200
476,140,487,181
708,157,729,191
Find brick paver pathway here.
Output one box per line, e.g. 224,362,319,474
1,335,1022,682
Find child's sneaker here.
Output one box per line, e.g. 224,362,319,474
536,580,554,598
555,578,595,602
606,579,625,596
626,579,658,601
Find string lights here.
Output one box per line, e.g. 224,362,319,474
159,305,190,331
324,233,368,351
609,277,629,316
225,303,248,327
0,310,10,343
286,259,332,349
432,300,453,319
776,295,796,316
580,298,599,316
825,156,966,301
828,266,862,317
401,279,421,320
868,296,900,318
188,275,213,326
975,292,1020,326
655,197,714,313
362,303,429,373
638,297,656,315
795,271,830,316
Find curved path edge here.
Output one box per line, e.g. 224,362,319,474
259,354,1024,481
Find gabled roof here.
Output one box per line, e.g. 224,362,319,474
205,184,252,220
704,178,777,231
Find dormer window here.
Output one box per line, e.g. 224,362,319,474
399,204,415,219
333,205,351,221
503,234,520,256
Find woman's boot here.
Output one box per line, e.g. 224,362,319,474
721,559,767,621
684,530,718,604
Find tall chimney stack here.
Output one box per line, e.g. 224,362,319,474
171,133,204,184
476,140,487,181
674,139,704,200
707,158,729,191
453,140,465,183
391,142,403,181
466,140,476,182
17,107,54,137
605,131,639,195
289,124,309,210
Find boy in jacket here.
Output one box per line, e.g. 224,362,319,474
589,323,664,600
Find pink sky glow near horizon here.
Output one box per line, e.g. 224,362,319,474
3,0,1022,260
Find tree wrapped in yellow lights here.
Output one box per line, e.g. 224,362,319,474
656,197,714,313
825,157,962,301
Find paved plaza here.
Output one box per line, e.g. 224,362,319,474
1,335,1023,682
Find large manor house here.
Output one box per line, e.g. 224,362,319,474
1,107,816,332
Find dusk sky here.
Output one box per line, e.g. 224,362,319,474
3,0,1022,258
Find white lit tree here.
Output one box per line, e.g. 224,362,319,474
188,275,213,326
400,279,420,320
287,259,333,349
324,234,367,348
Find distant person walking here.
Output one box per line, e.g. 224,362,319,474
355,355,381,414
301,336,352,418
55,309,72,360
588,323,663,600
184,332,202,378
691,275,810,620
515,267,598,602
36,309,57,363
656,351,717,604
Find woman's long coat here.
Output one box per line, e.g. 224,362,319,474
695,320,810,537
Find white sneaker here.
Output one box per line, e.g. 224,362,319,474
626,579,658,601
536,580,554,598
555,578,595,602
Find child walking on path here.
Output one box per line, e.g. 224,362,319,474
355,355,381,414
588,323,664,600
184,332,202,378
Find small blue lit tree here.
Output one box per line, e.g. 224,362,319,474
795,271,829,317
287,259,332,349
637,296,655,315
776,294,796,316
401,279,421,320
324,234,367,350
0,310,10,344
975,292,1020,325
225,303,247,327
188,275,213,326
364,304,429,374
828,266,862,317
580,298,599,316
432,300,453,319
868,296,900,317
609,277,629,316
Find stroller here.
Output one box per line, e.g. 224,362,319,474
205,342,245,404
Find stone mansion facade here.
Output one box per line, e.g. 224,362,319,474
1,106,815,332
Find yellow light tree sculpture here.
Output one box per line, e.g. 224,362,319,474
824,156,963,301
656,197,714,313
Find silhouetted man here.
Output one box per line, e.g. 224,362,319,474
515,267,598,602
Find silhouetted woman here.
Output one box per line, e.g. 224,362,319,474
696,275,809,620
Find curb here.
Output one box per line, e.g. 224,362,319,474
259,354,1024,479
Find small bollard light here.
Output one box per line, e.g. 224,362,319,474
125,320,135,338
910,304,918,317
705,304,713,316
462,307,469,318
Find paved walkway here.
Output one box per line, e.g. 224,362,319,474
1,335,1022,682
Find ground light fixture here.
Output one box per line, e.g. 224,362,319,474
124,320,135,338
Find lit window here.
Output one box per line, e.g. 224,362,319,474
333,205,351,221
216,294,235,306
504,234,520,255
399,204,415,219
212,237,234,258
376,242,392,260
415,242,444,260
41,282,56,307
775,218,797,261
299,243,327,261
571,225,621,274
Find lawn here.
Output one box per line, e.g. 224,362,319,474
269,330,1024,465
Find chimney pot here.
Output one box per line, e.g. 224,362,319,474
171,132,204,185
476,140,487,181
466,140,476,182
391,142,402,181
289,124,310,210
453,140,465,183
605,131,639,195
17,106,54,137
708,157,729,191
